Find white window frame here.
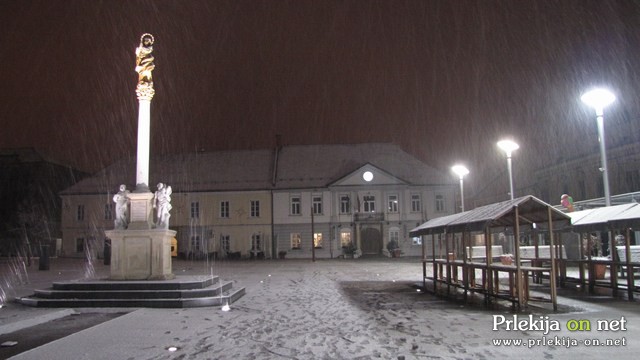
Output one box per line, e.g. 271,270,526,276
411,194,421,213
312,194,323,215
339,194,351,214
250,200,260,217
220,201,229,218
340,231,352,248
290,195,301,215
77,205,85,221
435,194,445,212
387,194,399,213
191,201,200,219
363,195,375,212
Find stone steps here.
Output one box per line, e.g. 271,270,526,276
17,275,245,308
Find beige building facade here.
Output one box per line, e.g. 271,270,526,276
59,143,456,259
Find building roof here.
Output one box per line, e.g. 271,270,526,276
410,195,571,235
61,143,449,195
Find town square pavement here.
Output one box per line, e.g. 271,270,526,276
1,257,639,359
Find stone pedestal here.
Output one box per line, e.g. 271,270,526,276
105,228,175,280
127,191,154,230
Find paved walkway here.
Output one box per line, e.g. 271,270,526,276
1,257,640,359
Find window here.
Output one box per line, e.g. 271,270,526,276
104,203,113,220
75,238,85,253
220,201,229,218
190,235,201,252
77,205,85,221
363,195,375,212
290,195,301,215
252,233,262,251
312,194,323,215
340,194,351,214
387,194,398,213
435,194,445,212
191,202,200,219
340,231,352,248
389,228,400,244
314,233,323,248
220,235,230,253
250,200,260,217
411,194,421,212
412,236,422,246
291,233,301,249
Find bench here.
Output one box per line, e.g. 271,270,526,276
519,245,567,260
615,245,640,276
466,245,504,262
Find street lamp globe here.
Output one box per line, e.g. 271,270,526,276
497,139,520,158
451,164,470,179
451,164,470,212
581,88,616,116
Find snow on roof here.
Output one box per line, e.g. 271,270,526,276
62,143,447,195
410,195,571,236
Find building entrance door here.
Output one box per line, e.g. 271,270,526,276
360,227,382,255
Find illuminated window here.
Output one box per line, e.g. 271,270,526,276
314,233,323,248
340,231,352,248
291,233,301,249
412,237,422,245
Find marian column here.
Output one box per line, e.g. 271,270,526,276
105,34,175,280
127,33,156,230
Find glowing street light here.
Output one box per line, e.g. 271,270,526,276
581,88,616,206
497,139,519,200
451,164,470,212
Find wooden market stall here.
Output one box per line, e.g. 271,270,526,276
567,203,640,299
410,196,571,310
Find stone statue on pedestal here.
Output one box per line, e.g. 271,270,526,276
113,184,130,229
154,182,172,229
135,33,155,99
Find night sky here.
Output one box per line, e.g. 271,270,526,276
1,0,639,197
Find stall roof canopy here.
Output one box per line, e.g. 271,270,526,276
569,203,640,232
410,195,571,236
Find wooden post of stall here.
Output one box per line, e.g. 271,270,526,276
462,229,469,300
548,207,558,311
514,206,524,309
609,229,618,296
485,227,493,304
432,233,437,293
625,228,634,300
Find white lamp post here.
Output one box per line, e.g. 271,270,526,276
451,165,470,212
581,88,616,207
497,139,519,200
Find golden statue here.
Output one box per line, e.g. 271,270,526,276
135,33,155,86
